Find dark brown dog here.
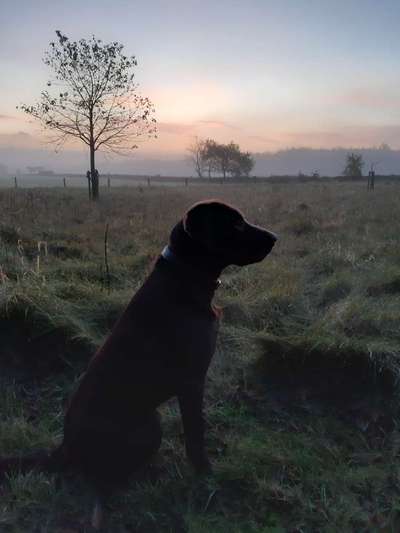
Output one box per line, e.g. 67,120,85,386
0,200,277,525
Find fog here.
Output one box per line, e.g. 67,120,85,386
1,146,399,178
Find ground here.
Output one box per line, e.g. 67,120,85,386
0,181,399,532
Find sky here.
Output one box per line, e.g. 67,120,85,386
1,0,400,172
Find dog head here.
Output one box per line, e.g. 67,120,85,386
171,200,277,268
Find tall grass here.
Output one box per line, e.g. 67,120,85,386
1,182,400,531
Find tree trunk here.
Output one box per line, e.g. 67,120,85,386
90,143,99,201
196,155,203,178
87,175,92,200
89,110,99,201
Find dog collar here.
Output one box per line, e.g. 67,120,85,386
161,245,176,263
161,246,221,290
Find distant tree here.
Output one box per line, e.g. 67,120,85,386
202,139,219,178
20,31,156,200
188,139,254,179
186,137,206,178
213,142,232,180
378,143,391,151
242,152,255,177
343,152,364,177
228,147,254,177
215,141,254,178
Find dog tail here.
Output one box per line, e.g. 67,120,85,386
0,443,68,481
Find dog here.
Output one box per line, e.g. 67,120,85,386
0,200,277,527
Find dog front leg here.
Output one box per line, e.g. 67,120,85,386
178,380,212,474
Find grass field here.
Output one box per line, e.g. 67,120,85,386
0,181,400,532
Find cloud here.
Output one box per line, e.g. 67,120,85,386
0,114,14,120
196,119,239,130
334,87,400,110
157,122,196,135
156,119,240,137
0,131,43,148
344,125,400,147
282,125,400,149
247,134,281,145
285,130,345,145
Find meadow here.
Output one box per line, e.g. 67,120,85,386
0,181,400,532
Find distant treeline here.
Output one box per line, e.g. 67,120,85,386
253,146,400,176
2,146,400,178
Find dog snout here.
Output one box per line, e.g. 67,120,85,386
265,229,278,243
248,224,278,249
232,223,277,266
260,228,277,255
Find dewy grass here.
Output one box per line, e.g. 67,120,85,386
0,182,400,531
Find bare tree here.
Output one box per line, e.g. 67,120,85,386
20,31,157,200
186,137,206,178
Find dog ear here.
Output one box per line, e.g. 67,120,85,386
182,214,193,238
183,202,213,241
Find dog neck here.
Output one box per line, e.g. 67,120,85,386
165,220,227,282
160,245,222,293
